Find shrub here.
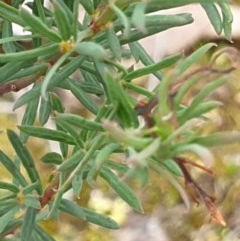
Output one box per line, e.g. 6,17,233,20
0,0,237,240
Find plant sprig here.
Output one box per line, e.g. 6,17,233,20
0,0,236,239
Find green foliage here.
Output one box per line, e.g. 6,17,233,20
0,0,236,239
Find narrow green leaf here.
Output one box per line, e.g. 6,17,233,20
0,200,17,211
59,199,86,220
0,182,19,193
105,58,128,76
50,93,65,113
164,119,199,145
93,61,108,85
219,2,233,41
106,26,121,61
179,101,222,123
86,165,98,187
34,225,56,241
0,197,17,209
144,0,229,13
13,84,40,111
105,161,129,174
56,119,84,148
56,0,74,14
32,232,42,241
57,124,69,159
18,126,75,145
7,130,42,194
79,62,97,76
41,50,73,99
180,76,226,123
34,0,47,23
56,113,104,131
123,82,154,98
194,131,240,147
58,135,103,192
0,200,18,213
52,0,72,40
6,64,48,83
0,43,59,63
20,207,37,241
112,4,130,38
59,199,119,229
124,54,181,81
128,42,163,80
222,15,232,42
48,56,85,90
57,150,83,172
131,2,147,33
39,97,52,126
95,143,120,170
40,152,63,165
100,167,143,213
68,80,99,114
160,159,183,176
13,156,22,187
120,13,193,44
176,43,216,75
79,0,94,14
0,206,20,233
72,81,104,96
72,0,80,40
94,102,115,123
0,60,34,84
20,96,39,143
173,75,200,108
20,8,61,42
72,174,83,197
0,34,37,45
104,74,139,127
0,193,16,201
0,2,25,26
80,207,119,229
201,3,222,35
87,143,120,186
2,20,16,53
128,42,140,63
0,150,28,187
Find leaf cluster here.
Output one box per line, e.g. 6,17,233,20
0,0,237,239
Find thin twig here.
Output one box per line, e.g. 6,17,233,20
0,72,44,96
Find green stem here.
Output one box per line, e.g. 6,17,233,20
58,135,104,193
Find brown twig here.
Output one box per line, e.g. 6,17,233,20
135,97,158,129
0,70,45,96
174,157,226,226
178,157,214,175
0,77,34,96
39,172,60,208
